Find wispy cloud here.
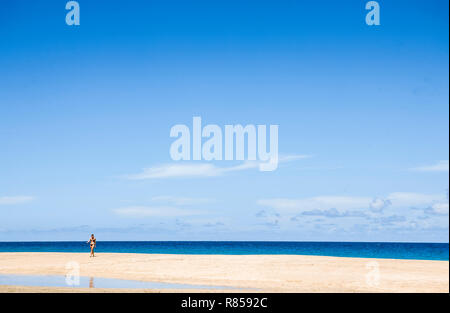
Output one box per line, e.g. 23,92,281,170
387,192,444,207
369,197,391,213
258,192,448,217
258,196,371,213
151,196,213,206
301,208,367,218
278,154,312,162
124,154,311,180
410,160,449,172
254,209,281,228
113,194,213,219
0,196,34,205
424,203,449,216
256,191,448,236
113,206,203,217
125,163,248,179
366,215,407,225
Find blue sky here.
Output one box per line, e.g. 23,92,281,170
0,0,448,242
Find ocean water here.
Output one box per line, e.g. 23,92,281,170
0,241,448,260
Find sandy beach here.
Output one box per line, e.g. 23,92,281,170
0,252,448,292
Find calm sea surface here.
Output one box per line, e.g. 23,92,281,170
0,241,448,260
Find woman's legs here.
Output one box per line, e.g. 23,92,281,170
90,245,94,257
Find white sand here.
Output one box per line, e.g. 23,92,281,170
0,252,448,292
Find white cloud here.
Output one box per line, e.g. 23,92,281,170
301,207,367,218
387,192,444,207
411,160,449,172
258,196,371,214
124,154,311,179
124,163,250,179
113,206,203,218
369,198,391,212
0,196,34,205
258,192,448,215
257,192,449,235
278,154,312,162
151,196,213,206
425,203,449,215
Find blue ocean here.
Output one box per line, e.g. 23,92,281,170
0,241,448,260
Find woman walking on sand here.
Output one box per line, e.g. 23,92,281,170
87,234,96,257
